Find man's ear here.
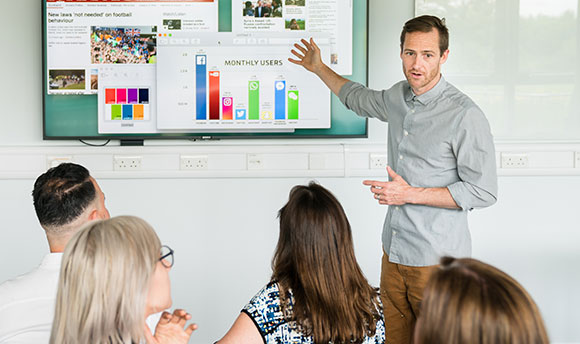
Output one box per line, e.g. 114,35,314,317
87,208,99,221
440,49,449,65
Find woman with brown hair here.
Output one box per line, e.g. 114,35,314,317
217,182,385,344
414,257,549,344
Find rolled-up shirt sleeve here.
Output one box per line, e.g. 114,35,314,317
338,81,390,121
447,106,498,210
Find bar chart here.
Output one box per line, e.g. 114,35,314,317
156,33,330,130
191,58,301,122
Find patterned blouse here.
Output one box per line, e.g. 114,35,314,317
242,281,385,344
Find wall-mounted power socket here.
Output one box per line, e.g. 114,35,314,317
113,156,142,171
501,153,529,168
369,153,387,169
247,154,264,170
180,155,208,170
575,152,580,168
46,156,72,169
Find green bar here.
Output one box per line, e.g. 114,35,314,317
248,81,259,120
111,104,122,120
288,90,299,120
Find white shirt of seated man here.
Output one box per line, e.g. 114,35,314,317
0,176,162,343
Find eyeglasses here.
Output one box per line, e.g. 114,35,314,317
160,245,174,268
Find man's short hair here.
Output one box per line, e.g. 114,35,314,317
400,15,449,56
32,163,96,229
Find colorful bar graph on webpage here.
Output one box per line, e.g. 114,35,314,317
196,55,207,120
105,87,149,121
288,90,299,120
222,97,233,120
248,80,259,120
209,70,220,120
274,80,286,120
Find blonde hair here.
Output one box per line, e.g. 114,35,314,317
414,257,549,344
50,216,161,344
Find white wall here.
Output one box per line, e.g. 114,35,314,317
0,1,579,343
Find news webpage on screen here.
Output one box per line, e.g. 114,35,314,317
45,0,352,135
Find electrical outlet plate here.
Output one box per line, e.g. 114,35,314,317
369,153,387,169
113,156,142,171
180,155,208,170
575,152,580,168
501,153,529,168
47,156,72,169
247,154,264,170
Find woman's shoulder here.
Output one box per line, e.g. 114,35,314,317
246,281,283,308
242,281,289,337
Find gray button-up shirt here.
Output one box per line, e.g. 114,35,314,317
339,76,498,266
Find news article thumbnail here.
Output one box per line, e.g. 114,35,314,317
48,70,85,90
90,26,157,64
163,19,182,30
242,0,283,18
285,18,304,30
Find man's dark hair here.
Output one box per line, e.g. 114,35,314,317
32,163,96,228
400,15,449,56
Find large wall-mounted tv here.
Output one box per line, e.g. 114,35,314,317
43,0,368,141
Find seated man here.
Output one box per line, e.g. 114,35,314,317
0,163,110,343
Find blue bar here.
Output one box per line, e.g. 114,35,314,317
274,80,286,120
196,55,207,120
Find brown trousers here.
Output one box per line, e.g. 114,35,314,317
380,252,438,344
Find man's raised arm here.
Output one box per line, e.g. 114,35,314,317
288,38,348,96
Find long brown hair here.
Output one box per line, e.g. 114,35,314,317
414,257,549,344
272,182,381,344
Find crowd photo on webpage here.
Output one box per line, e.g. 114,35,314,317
91,27,157,64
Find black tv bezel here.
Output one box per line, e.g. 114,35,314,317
41,0,369,141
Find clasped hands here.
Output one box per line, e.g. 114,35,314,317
363,166,412,206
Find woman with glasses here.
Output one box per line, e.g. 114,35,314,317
217,182,385,344
50,215,196,344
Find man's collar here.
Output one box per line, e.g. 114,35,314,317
405,75,447,105
41,252,63,268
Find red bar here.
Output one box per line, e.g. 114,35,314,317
208,70,220,120
105,88,116,104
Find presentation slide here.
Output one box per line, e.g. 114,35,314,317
45,0,218,95
156,33,331,130
232,0,353,75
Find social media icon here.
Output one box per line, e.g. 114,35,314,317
236,109,247,119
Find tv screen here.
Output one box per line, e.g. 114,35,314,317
43,0,368,141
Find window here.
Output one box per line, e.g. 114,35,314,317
416,0,580,141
